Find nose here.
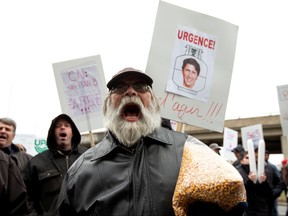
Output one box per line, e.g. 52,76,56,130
124,84,137,96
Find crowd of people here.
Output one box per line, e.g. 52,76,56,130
0,67,287,216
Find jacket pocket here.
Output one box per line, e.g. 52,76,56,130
38,169,60,181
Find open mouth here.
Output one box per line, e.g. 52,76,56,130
122,103,141,122
0,135,6,140
59,132,67,138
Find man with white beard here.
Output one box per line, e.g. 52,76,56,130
56,68,246,216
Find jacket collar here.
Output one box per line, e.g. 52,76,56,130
90,127,172,161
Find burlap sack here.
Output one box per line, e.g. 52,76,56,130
172,136,246,216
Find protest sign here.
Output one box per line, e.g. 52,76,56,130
277,84,288,136
53,55,106,133
146,1,238,132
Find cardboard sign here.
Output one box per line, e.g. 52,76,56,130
241,124,264,150
146,1,238,132
53,55,106,133
277,84,288,136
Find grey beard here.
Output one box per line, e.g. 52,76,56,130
104,96,161,148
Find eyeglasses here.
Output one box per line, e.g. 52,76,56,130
110,83,150,94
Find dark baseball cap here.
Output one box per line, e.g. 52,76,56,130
232,145,245,153
107,67,153,90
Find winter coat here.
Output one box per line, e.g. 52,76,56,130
56,127,246,216
0,150,28,216
236,163,282,216
1,143,32,175
25,114,88,216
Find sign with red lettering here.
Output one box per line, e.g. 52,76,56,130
53,55,106,133
223,127,238,151
241,124,264,150
166,26,217,101
222,127,238,162
277,84,288,136
146,1,238,132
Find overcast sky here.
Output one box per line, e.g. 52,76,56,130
1,0,287,138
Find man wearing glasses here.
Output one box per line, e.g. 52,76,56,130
56,67,246,216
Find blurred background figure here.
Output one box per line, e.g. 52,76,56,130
0,150,28,215
281,159,288,216
209,143,221,155
232,145,245,167
161,117,173,130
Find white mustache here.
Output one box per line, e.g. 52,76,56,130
104,95,161,147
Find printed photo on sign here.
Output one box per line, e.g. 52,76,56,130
166,25,217,102
145,1,238,132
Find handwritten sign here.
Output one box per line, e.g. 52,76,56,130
241,124,264,150
53,55,106,133
145,1,238,132
277,84,288,136
223,127,238,151
222,127,238,161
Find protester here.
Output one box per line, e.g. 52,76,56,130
281,159,288,216
265,150,283,216
0,118,32,175
25,114,88,215
232,144,245,167
0,150,28,216
209,143,221,155
236,148,283,216
56,67,246,216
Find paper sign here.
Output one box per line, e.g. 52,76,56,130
277,84,288,136
14,135,48,156
223,127,238,151
53,55,106,133
241,124,264,150
145,1,238,132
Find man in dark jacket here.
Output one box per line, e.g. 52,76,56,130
0,150,28,216
56,68,246,216
25,114,87,216
0,118,32,175
236,149,283,216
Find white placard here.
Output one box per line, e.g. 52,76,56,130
257,139,265,183
277,84,288,136
221,127,238,162
146,1,238,132
241,124,264,150
53,55,106,133
223,127,238,151
13,134,37,156
247,139,257,183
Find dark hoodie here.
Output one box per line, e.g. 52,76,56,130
47,114,81,152
25,114,87,216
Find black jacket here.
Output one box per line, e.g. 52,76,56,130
236,163,283,216
56,127,246,216
25,114,87,216
0,150,28,216
1,143,32,175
